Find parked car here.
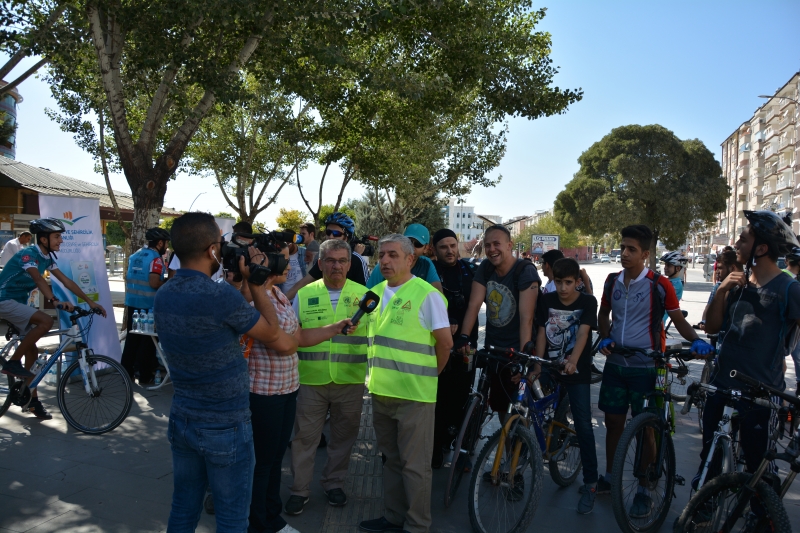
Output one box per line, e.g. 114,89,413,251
599,255,611,263
697,255,705,264
614,255,621,263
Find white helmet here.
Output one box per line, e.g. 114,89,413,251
660,251,688,267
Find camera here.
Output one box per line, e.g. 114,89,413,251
351,234,378,256
221,230,303,285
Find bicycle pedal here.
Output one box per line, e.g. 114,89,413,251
674,475,685,486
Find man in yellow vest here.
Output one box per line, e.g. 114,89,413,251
359,234,452,533
285,239,372,515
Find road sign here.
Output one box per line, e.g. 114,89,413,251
530,234,560,255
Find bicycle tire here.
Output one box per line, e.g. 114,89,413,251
468,424,543,533
444,395,483,507
673,472,791,533
548,394,582,487
57,354,133,434
0,352,14,418
696,363,713,434
611,412,676,533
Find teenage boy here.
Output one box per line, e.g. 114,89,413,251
700,211,800,484
534,258,598,514
597,225,711,517
540,249,592,295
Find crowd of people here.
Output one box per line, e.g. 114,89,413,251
2,208,800,533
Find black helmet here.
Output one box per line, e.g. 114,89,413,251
786,247,800,263
30,218,65,235
145,227,171,242
743,210,800,255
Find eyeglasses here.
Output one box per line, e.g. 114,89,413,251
410,239,425,248
323,258,350,266
326,229,346,238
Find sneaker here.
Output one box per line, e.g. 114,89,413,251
358,516,404,532
629,492,653,519
284,495,309,516
2,359,34,378
581,477,610,494
26,398,53,420
277,525,301,533
577,484,596,514
325,488,347,507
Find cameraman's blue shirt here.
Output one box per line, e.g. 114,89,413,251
155,269,260,424
0,245,58,304
367,255,440,289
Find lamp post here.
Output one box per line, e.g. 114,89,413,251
188,192,206,211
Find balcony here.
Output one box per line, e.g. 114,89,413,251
737,201,748,214
780,115,796,131
780,136,796,151
765,145,779,161
776,177,791,192
765,127,779,141
766,108,777,122
780,96,797,111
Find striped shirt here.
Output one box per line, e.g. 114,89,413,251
248,286,300,396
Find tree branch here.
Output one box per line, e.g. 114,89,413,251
0,2,68,81
0,58,47,97
296,166,316,220
214,169,241,217
98,108,129,238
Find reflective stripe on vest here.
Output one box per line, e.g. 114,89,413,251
296,279,370,385
367,277,446,403
125,247,161,309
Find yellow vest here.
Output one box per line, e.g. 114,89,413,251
367,277,445,403
296,279,371,385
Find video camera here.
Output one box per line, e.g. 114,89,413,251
351,234,378,256
221,230,303,285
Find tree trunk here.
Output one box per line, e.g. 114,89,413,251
125,161,168,250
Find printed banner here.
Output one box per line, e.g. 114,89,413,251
38,195,121,362
215,217,236,240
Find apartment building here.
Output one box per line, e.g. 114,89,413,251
710,71,799,249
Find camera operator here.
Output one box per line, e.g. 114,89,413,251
430,229,479,468
284,212,368,300
154,212,297,533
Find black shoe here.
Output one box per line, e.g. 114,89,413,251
26,398,52,420
359,517,403,532
325,488,347,506
284,495,309,515
431,447,444,469
2,359,34,378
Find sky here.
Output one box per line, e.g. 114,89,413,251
7,0,800,227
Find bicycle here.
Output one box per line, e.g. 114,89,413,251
674,369,799,533
466,346,580,533
609,345,694,533
0,307,133,434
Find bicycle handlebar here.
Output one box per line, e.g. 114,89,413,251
730,370,800,409
610,345,695,360
481,346,563,370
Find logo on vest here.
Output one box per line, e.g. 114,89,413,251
392,297,403,307
308,297,319,306
343,295,352,306
613,289,622,301
401,300,411,311
391,315,404,325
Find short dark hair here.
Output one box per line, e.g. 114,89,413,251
542,249,564,267
171,212,219,262
232,221,252,234
484,224,511,241
552,258,580,280
620,224,652,252
300,222,316,236
718,250,738,267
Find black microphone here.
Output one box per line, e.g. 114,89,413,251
342,290,380,334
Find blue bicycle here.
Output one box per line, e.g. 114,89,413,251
0,307,133,434
466,346,581,533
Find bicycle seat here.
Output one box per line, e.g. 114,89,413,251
3,319,20,340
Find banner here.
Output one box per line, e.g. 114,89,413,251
215,217,236,240
530,234,560,255
38,195,121,362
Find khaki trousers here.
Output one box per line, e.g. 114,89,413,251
372,394,435,533
290,383,365,497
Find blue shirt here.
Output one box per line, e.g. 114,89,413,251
154,269,260,423
663,277,683,323
0,245,58,304
367,255,440,289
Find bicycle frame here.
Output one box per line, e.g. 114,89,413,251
695,398,738,489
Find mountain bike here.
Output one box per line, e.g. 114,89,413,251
0,307,133,434
674,369,799,533
466,346,579,533
609,345,694,533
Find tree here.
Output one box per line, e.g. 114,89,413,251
554,124,727,268
345,191,447,238
0,111,16,146
214,211,235,220
518,214,580,252
275,208,308,232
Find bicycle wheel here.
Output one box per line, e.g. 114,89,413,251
0,351,14,417
445,395,484,507
57,354,133,434
548,395,582,487
611,412,676,533
467,424,543,533
673,472,791,533
696,364,712,434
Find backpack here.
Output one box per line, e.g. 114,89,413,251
602,270,667,351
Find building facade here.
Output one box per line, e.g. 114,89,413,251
711,72,799,248
443,198,483,242
0,82,22,160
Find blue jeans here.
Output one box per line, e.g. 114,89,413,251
563,382,599,485
167,415,255,533
792,342,800,384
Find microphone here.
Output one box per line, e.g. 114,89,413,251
342,290,380,334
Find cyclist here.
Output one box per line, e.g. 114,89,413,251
284,212,369,300
0,218,107,419
659,251,687,323
597,225,711,517
699,210,800,488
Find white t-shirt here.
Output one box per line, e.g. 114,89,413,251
543,279,556,294
379,276,449,331
169,254,223,282
293,287,342,322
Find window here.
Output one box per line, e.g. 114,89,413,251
467,213,472,218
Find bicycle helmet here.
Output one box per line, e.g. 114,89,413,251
786,247,800,263
324,212,355,237
660,251,688,267
743,210,799,257
145,227,171,242
30,218,65,235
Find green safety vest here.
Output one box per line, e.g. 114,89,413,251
296,279,371,385
367,277,446,403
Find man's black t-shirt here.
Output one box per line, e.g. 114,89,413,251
307,251,369,286
535,291,598,384
435,259,479,346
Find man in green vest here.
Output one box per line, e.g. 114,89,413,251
358,234,452,533
285,239,372,515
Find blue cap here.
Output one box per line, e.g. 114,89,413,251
403,223,430,245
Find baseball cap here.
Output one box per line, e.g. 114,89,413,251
403,223,430,245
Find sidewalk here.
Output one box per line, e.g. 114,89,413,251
1,270,799,532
